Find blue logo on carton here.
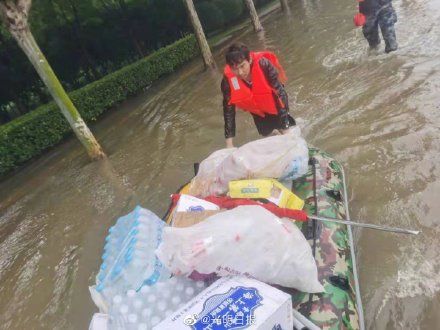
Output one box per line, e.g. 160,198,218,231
272,324,283,330
188,206,205,212
193,286,262,330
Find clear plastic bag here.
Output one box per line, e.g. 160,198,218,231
156,205,324,293
189,127,308,197
189,148,236,197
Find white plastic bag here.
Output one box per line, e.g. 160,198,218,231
189,127,308,197
189,148,236,197
156,205,324,293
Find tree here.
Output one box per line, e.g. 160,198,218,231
279,0,290,14
243,0,263,32
214,0,243,22
182,0,215,69
0,0,105,160
195,2,224,32
98,0,146,58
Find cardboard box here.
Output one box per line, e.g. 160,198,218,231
175,194,220,212
229,179,304,210
172,210,223,228
154,276,293,330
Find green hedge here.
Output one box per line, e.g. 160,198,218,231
0,35,199,176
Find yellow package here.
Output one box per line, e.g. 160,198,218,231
228,179,304,210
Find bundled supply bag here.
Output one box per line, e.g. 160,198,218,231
188,148,236,197
156,205,323,293
189,127,308,197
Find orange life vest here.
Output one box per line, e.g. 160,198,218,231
224,51,287,117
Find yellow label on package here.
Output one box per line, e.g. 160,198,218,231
229,179,304,210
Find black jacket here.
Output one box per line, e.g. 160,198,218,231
221,57,289,138
359,0,392,16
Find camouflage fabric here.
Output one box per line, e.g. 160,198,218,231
362,3,398,53
286,148,360,330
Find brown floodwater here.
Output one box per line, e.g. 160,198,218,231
1,0,439,329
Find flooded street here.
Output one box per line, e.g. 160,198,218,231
1,0,439,328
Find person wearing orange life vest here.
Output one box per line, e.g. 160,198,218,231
221,43,295,148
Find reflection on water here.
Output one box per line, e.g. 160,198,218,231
1,0,439,328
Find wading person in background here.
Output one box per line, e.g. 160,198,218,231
221,43,296,148
356,0,398,53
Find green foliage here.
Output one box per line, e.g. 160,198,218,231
0,0,191,123
1,0,274,123
194,0,271,34
0,35,199,176
213,0,244,23
195,2,225,32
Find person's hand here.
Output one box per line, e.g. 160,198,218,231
225,138,234,148
279,109,290,129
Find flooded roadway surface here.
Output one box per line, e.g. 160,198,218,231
1,0,440,328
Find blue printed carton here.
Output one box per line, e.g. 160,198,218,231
154,276,293,330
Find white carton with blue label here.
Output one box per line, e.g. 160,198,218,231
154,276,293,330
175,194,220,213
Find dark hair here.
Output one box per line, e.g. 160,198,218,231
225,43,250,66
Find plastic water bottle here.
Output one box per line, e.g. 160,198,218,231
127,313,138,329
132,298,143,311
161,288,171,299
141,308,152,319
171,296,181,306
95,206,172,305
140,286,150,295
157,301,167,312
151,316,161,327
112,295,123,307
185,287,195,296
137,323,148,330
147,294,156,304
96,209,141,285
126,290,136,299
107,276,207,329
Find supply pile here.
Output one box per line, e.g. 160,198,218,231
89,130,323,329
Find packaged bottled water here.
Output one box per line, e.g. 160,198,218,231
108,276,206,330
93,206,171,307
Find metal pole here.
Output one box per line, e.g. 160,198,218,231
307,215,420,235
340,163,365,330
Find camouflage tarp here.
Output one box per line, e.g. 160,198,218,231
285,148,360,330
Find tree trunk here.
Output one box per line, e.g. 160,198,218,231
257,30,269,49
280,0,291,14
129,30,145,58
183,0,216,70
0,0,105,160
20,31,105,159
243,0,263,32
